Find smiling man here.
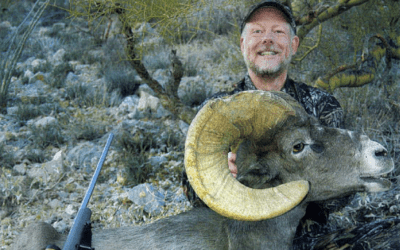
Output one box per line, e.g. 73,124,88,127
241,5,299,91
183,0,344,203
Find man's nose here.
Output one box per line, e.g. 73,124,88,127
261,32,275,44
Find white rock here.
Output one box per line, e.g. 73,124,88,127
51,49,66,66
65,204,76,215
65,72,79,86
66,142,102,172
34,117,58,128
0,21,12,30
127,183,165,216
6,107,18,115
49,199,62,209
13,164,27,175
24,69,34,80
179,120,189,135
27,150,65,182
153,69,170,89
119,95,139,112
52,220,68,233
31,59,47,72
137,91,160,112
137,84,156,96
137,91,171,118
127,107,143,120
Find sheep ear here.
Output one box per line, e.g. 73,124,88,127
185,91,309,221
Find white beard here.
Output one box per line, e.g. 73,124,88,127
244,50,293,78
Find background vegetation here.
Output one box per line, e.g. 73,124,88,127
0,0,399,248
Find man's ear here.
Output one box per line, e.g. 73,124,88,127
240,37,245,54
291,35,300,54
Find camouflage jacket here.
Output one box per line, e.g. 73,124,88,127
182,75,344,206
200,75,344,128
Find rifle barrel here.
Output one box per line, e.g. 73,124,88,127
80,133,114,209
63,133,114,250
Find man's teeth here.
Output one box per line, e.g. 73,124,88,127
260,51,277,56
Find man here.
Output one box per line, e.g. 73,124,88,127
183,0,343,204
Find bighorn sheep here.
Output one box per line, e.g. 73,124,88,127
12,91,394,250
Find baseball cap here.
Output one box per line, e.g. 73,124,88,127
240,0,296,35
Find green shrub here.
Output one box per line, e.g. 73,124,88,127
0,143,15,169
104,67,139,98
115,129,157,186
24,148,46,163
69,121,107,141
65,82,122,107
28,124,65,149
15,103,42,125
122,153,150,186
49,61,73,88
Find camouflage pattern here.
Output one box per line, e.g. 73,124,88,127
204,75,344,128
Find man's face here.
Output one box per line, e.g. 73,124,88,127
240,7,299,77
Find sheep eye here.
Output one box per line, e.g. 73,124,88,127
293,143,305,153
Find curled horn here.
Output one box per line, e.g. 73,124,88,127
184,91,309,221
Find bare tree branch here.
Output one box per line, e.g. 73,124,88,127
313,32,399,92
297,0,370,42
294,24,322,62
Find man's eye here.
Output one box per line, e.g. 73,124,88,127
253,30,262,34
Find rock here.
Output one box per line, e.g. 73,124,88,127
134,22,165,45
27,150,65,182
74,64,91,74
0,21,12,30
6,107,18,115
179,120,189,135
152,69,170,89
137,91,171,118
119,95,140,113
65,72,79,86
13,163,27,175
66,142,102,172
149,155,168,169
127,183,165,216
31,59,47,73
166,189,187,203
137,84,156,96
34,117,58,128
127,107,143,120
65,204,76,215
51,49,66,66
138,91,161,112
52,220,68,233
24,69,34,80
48,199,62,209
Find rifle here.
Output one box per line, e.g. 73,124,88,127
47,133,114,250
